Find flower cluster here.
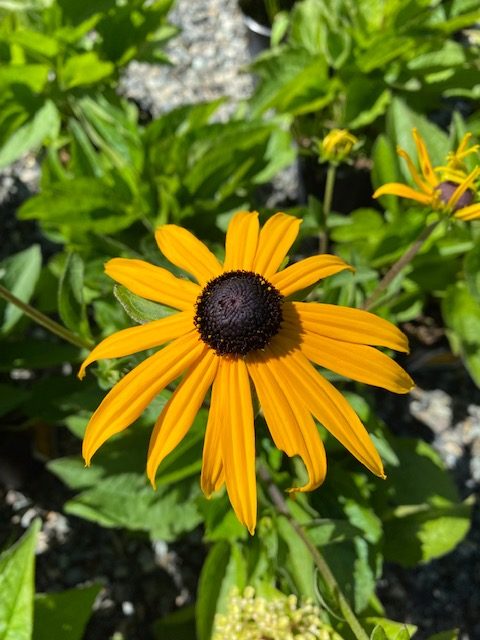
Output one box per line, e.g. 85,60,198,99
213,587,342,640
374,129,480,220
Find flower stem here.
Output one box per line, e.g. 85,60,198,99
0,283,92,349
362,220,439,311
258,463,370,640
319,164,336,253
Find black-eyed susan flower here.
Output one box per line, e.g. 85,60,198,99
79,212,413,533
373,128,480,221
319,128,359,164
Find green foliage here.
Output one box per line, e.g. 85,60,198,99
33,584,101,640
250,0,480,136
0,520,40,640
0,0,175,163
1,1,479,638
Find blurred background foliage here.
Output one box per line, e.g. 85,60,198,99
1,0,480,638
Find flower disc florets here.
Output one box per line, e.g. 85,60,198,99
438,180,474,211
194,270,283,356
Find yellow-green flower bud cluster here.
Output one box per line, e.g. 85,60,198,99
213,586,343,640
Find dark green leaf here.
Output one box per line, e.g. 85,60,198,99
114,284,173,324
196,542,247,640
0,245,42,334
33,584,101,640
58,253,91,338
0,101,60,168
0,520,40,640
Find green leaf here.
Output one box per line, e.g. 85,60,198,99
365,618,417,640
0,520,40,640
464,242,480,303
0,245,42,334
153,605,196,640
442,282,480,386
383,497,473,566
425,630,459,640
0,100,60,168
114,284,173,324
0,383,30,418
9,29,59,57
196,542,247,640
277,515,315,599
18,178,139,234
0,65,50,93
370,625,388,640
61,53,115,90
33,584,101,640
64,474,202,541
58,253,91,338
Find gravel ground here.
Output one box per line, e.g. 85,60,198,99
1,0,479,638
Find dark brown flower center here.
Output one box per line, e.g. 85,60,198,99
438,180,474,211
194,271,283,356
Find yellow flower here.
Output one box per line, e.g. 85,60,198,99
320,129,359,163
373,129,480,220
79,212,413,533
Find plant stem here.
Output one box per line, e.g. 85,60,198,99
319,163,336,253
258,463,370,640
0,283,92,349
362,220,439,311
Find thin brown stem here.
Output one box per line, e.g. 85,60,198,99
0,283,92,349
362,221,439,311
258,463,370,640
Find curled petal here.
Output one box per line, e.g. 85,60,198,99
270,255,352,297
155,225,222,285
147,349,218,486
285,301,410,352
454,202,480,221
247,351,326,492
270,339,385,478
82,331,203,465
105,258,200,310
78,311,194,379
223,211,259,271
220,358,257,534
373,183,433,204
283,327,414,393
253,213,301,278
201,367,226,496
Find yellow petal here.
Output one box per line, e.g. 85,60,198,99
413,128,437,188
223,211,259,271
220,358,257,534
247,351,326,492
270,339,385,478
201,368,226,497
82,331,203,465
270,255,352,297
105,258,200,311
283,327,414,393
447,167,480,209
454,202,480,221
78,311,194,380
155,225,222,285
147,348,218,486
373,183,433,204
285,301,410,352
397,148,433,193
253,213,301,278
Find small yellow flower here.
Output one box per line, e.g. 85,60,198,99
79,212,413,533
373,128,480,221
320,129,359,163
